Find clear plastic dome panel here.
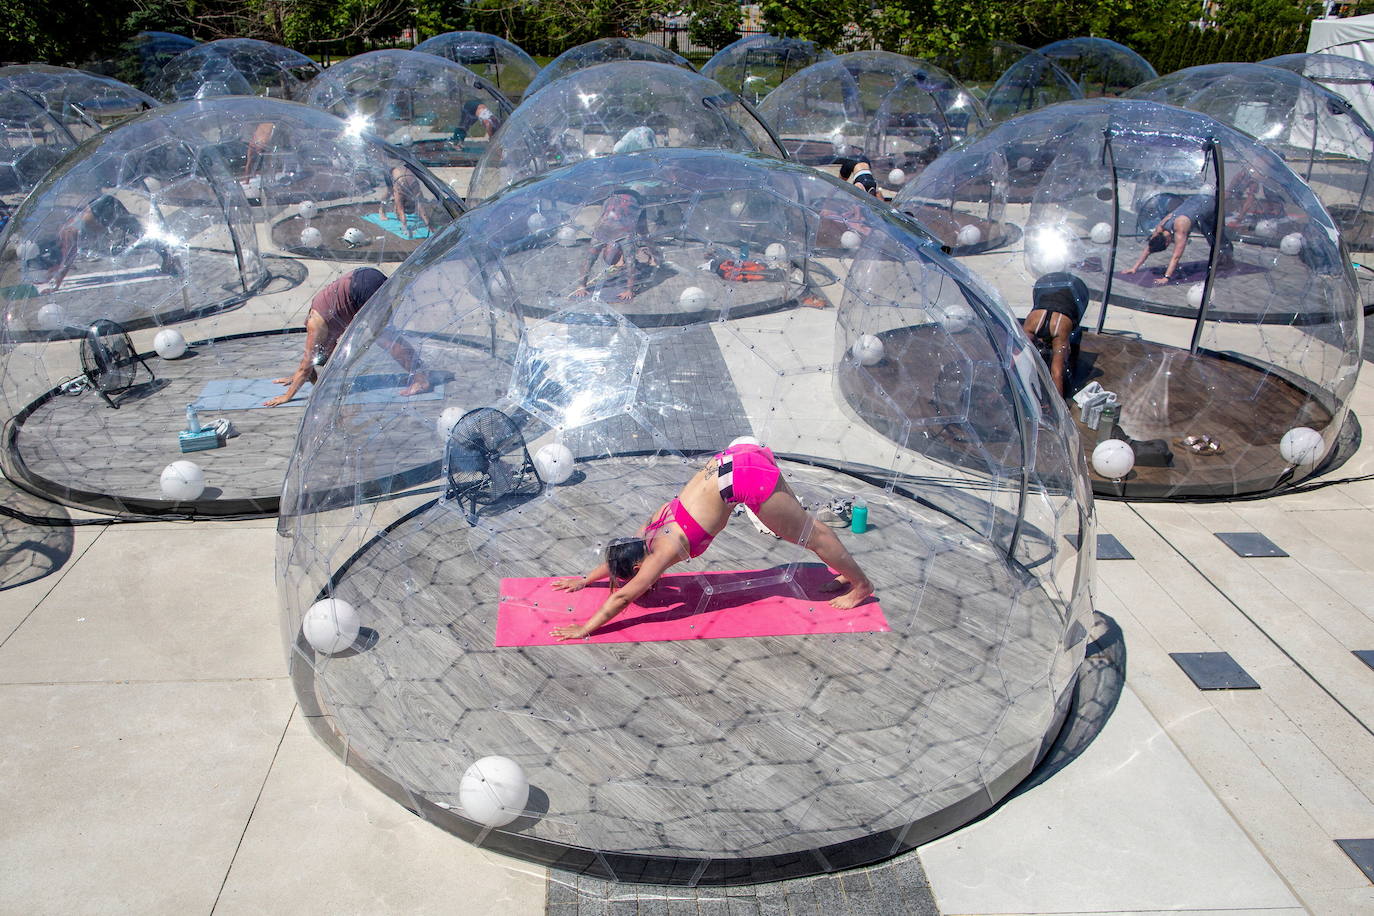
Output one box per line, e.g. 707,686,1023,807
413,31,541,101
304,50,514,171
149,38,322,103
0,65,158,140
898,99,1361,498
0,89,77,205
523,38,695,98
276,148,1093,882
467,62,785,201
701,34,835,106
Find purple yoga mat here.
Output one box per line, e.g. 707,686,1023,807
1114,259,1265,288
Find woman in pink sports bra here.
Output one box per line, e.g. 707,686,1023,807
549,443,873,641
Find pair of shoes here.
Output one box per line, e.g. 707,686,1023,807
211,418,239,440
815,497,853,527
1181,434,1222,455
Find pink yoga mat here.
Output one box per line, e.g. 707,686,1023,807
494,566,887,647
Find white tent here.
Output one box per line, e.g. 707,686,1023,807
1308,14,1374,63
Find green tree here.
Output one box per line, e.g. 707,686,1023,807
687,0,742,51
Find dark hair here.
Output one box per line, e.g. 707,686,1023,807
606,537,647,588
1148,233,1169,253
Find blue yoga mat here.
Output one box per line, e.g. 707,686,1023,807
363,211,431,240
192,374,444,411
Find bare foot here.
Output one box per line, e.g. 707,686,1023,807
828,580,873,609
820,575,850,593
399,371,433,397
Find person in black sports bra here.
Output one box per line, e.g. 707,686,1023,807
1023,271,1087,396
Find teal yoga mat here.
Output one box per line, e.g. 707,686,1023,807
363,211,431,240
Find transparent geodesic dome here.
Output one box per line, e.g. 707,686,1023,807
139,96,464,262
1036,37,1157,96
1125,63,1374,251
523,38,695,99
467,62,786,202
149,38,322,103
414,31,541,102
700,34,835,106
277,147,1094,882
896,99,1362,499
0,65,158,141
757,51,988,191
103,31,199,91
0,101,274,515
982,47,1082,122
303,50,514,172
0,88,77,207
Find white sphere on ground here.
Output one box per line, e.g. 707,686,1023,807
1279,426,1324,467
887,168,906,186
555,225,578,247
679,286,709,308
15,239,38,261
160,460,205,501
956,224,983,247
729,199,747,216
36,303,66,331
460,756,530,827
1280,232,1304,256
1255,218,1279,237
343,227,367,247
436,406,466,442
300,226,323,247
840,230,862,250
1187,282,1206,309
764,242,787,264
1016,156,1033,171
302,598,361,655
1091,439,1135,479
729,436,762,449
153,328,188,359
1089,222,1113,245
853,334,885,366
534,442,575,484
297,200,319,220
527,211,548,232
938,303,974,334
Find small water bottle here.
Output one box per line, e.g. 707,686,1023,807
738,243,748,261
185,404,201,433
850,498,868,534
1096,402,1121,445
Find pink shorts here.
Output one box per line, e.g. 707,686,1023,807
716,444,780,511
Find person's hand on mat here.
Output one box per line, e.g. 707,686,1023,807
1154,276,1172,285
570,286,590,299
551,576,588,593
397,371,433,397
551,623,592,640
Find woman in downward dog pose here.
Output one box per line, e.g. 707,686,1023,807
549,443,873,640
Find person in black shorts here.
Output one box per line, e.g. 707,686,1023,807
837,157,880,197
1023,271,1086,396
44,193,180,291
1123,192,1234,285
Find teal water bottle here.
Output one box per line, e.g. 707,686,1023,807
850,499,868,534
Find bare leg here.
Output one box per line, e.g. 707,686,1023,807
379,331,432,396
753,479,873,609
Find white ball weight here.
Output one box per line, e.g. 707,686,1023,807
1091,439,1135,479
887,168,906,186
299,226,323,247
302,598,361,655
436,406,465,442
160,460,205,501
1279,426,1324,467
840,230,862,250
460,756,529,827
153,328,187,359
15,239,37,261
679,286,709,308
527,211,548,232
956,224,983,247
36,303,66,331
1279,232,1303,256
938,303,973,334
764,242,787,264
297,200,318,220
556,225,578,247
1187,282,1205,309
853,334,885,366
1089,221,1113,245
1254,218,1279,237
534,442,575,484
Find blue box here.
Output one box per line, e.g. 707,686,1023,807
179,427,222,453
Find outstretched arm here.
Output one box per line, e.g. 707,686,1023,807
265,311,326,407
1155,216,1191,285
552,561,609,592
551,550,676,640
